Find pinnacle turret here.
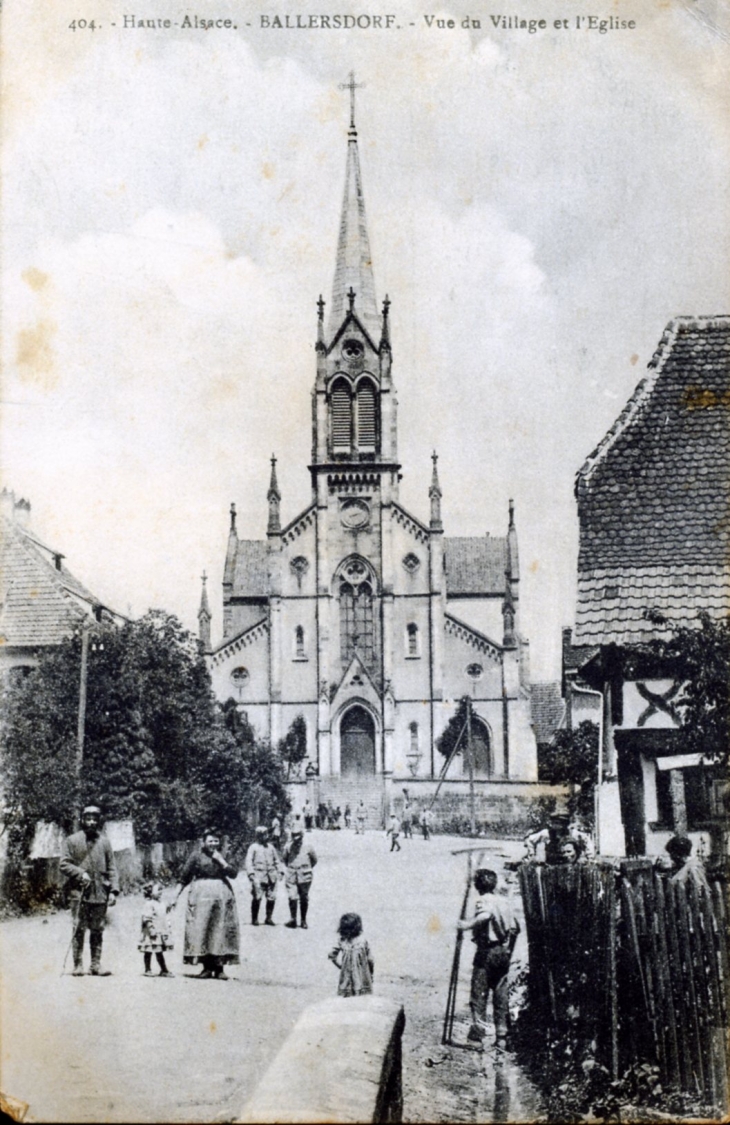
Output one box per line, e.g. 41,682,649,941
429,451,443,530
267,455,281,535
198,571,212,653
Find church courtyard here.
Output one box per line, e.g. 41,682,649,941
1,829,542,1123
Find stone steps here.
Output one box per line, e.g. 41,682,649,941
315,777,385,830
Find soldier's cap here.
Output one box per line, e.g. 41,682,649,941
82,805,102,817
291,828,304,837
255,826,268,836
549,812,570,824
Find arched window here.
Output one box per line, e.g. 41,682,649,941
331,379,352,453
469,718,493,779
356,380,377,452
409,721,419,753
295,625,305,659
406,622,419,657
340,579,375,665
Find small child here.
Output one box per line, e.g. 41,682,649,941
328,913,374,996
139,882,174,977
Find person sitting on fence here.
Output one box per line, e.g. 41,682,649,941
457,867,520,1048
559,837,586,865
661,834,711,893
524,812,571,864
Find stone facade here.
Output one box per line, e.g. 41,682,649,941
205,104,537,787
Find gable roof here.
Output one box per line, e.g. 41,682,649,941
1,514,110,649
444,536,508,597
574,317,730,645
531,681,565,746
230,540,269,599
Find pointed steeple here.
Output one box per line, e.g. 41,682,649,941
198,571,212,653
267,455,281,535
507,499,520,589
429,451,443,531
328,73,379,342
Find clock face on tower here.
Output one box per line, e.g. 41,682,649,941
340,498,370,530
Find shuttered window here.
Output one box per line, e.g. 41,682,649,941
356,382,377,451
331,383,352,452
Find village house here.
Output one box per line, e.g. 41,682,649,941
568,316,730,856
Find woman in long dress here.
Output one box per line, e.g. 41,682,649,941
173,829,240,979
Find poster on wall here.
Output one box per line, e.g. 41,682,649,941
2,0,728,1120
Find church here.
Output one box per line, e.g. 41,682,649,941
202,88,537,797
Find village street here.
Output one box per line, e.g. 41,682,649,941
1,829,543,1124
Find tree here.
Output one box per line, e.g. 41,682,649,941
277,714,308,779
643,612,730,766
541,720,599,823
436,698,470,764
1,611,289,858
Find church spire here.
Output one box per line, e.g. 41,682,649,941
429,451,443,530
328,72,379,341
267,454,281,535
198,571,212,653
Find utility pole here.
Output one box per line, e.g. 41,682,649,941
74,618,91,830
466,696,476,836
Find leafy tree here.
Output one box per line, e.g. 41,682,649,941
643,612,730,766
277,714,308,779
1,612,289,862
436,698,470,763
540,720,599,823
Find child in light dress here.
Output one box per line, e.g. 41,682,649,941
139,882,174,976
328,913,374,996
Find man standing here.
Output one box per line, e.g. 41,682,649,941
245,826,282,926
401,801,412,840
457,868,520,1047
386,813,402,852
355,800,367,834
283,828,317,929
421,806,433,840
60,805,119,976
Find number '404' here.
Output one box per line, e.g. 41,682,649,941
69,19,96,30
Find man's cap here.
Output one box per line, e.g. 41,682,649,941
255,826,268,837
292,827,304,836
82,805,101,816
549,812,570,824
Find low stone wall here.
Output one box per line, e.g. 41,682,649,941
392,779,568,837
237,995,406,1124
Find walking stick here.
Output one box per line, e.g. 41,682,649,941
61,882,89,977
442,853,474,1045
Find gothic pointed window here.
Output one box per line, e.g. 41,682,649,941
295,625,306,660
331,379,352,454
356,380,377,452
406,622,419,657
340,579,375,666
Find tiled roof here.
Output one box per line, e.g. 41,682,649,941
531,681,565,746
575,317,730,645
561,626,599,679
1,516,99,648
444,536,508,597
231,540,269,599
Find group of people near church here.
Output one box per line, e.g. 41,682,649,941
60,806,319,980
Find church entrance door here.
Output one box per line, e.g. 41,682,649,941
340,705,376,777
471,719,493,779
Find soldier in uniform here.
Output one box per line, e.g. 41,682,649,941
60,805,119,976
245,826,283,925
283,827,317,929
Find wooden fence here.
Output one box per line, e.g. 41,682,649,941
519,861,729,1110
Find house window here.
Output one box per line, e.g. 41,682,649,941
656,766,711,831
356,381,377,452
409,721,419,753
406,622,419,658
294,626,306,660
331,380,352,453
340,579,375,665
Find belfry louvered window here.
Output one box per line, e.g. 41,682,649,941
331,381,352,453
356,382,377,451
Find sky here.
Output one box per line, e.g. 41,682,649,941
2,0,729,679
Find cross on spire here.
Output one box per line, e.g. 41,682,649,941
339,71,365,131
347,286,356,311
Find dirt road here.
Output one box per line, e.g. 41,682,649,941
0,830,543,1122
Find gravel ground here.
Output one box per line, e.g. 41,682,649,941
0,829,543,1123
